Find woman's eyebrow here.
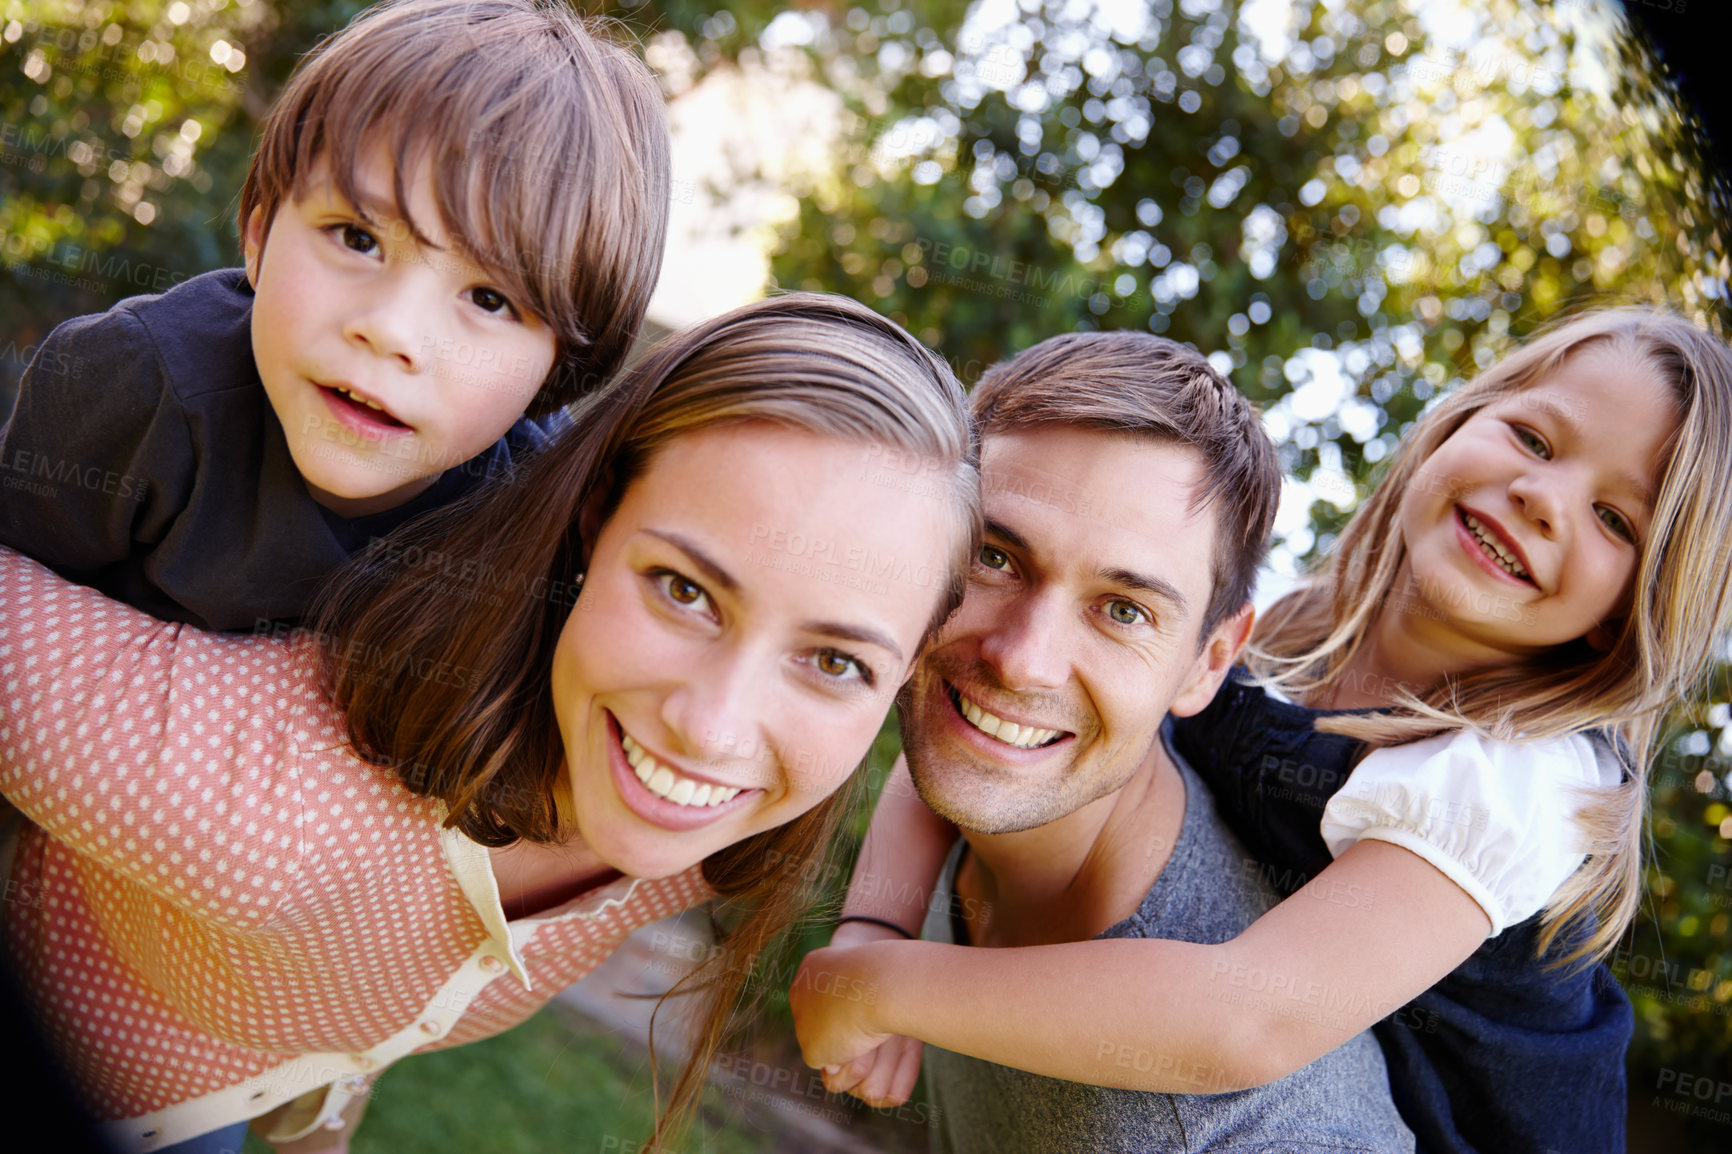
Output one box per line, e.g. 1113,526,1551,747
642,529,740,595
800,620,904,663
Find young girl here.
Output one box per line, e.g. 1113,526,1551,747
792,308,1732,1154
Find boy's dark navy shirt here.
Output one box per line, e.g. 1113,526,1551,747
0,268,556,631
1170,670,1634,1154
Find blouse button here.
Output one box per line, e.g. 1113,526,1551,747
479,955,505,973
418,1020,443,1037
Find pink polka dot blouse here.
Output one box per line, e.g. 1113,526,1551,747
0,548,715,1149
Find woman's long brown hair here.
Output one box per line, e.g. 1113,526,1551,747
309,292,980,1146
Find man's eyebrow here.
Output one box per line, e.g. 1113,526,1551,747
1098,567,1190,615
983,518,1032,552
799,621,905,664
643,530,738,595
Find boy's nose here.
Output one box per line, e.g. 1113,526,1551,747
345,286,430,373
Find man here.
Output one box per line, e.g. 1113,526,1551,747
791,332,1413,1152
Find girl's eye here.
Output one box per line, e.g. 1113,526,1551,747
1106,599,1148,626
655,571,711,613
812,648,873,685
978,545,1010,570
1513,425,1551,459
1596,505,1636,543
334,223,379,256
468,286,515,317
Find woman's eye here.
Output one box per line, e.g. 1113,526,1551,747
812,648,872,684
977,545,1010,570
334,223,379,255
656,571,710,611
1596,505,1636,543
469,286,514,316
1106,600,1147,626
1513,425,1551,459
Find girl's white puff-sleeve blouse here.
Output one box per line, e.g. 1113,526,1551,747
1319,726,1621,936
0,548,714,1150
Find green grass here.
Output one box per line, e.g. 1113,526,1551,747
241,1008,769,1154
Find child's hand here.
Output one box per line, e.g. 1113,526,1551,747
790,942,903,1079
820,1031,924,1107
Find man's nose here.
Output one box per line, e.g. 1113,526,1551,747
976,592,1068,692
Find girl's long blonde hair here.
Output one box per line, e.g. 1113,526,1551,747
1248,308,1732,964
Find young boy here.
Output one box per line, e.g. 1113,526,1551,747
0,0,671,631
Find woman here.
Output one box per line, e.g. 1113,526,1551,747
0,293,981,1152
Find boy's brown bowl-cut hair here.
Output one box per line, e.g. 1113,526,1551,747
240,0,670,415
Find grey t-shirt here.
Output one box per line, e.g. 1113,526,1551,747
921,735,1415,1153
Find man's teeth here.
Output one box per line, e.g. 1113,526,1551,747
335,386,386,412
956,693,1059,749
1462,512,1530,579
621,734,740,808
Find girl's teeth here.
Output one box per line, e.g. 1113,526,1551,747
1462,513,1529,579
619,732,742,808
956,693,1059,749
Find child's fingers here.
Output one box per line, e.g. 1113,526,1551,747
890,1036,924,1106
821,1052,874,1097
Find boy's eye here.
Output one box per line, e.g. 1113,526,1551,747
1596,505,1636,543
468,286,514,316
1105,599,1148,626
812,648,873,685
1512,425,1551,459
335,223,379,255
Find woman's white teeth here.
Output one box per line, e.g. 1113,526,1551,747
622,733,740,808
1461,512,1530,579
337,387,385,411
957,693,1058,749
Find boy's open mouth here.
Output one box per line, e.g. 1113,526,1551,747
320,383,410,430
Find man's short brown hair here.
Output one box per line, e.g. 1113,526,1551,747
240,0,669,415
971,331,1279,636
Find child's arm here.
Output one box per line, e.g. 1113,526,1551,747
839,753,957,935
795,728,1607,1091
794,838,1490,1092
0,310,191,570
807,753,957,1106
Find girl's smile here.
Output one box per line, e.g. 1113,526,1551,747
1397,342,1678,657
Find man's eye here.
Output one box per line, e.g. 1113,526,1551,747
336,224,379,255
813,648,871,684
1513,425,1551,459
469,286,513,316
1596,505,1635,543
978,545,1009,570
1106,600,1147,626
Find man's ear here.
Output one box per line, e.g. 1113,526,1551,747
1170,601,1254,718
242,207,267,288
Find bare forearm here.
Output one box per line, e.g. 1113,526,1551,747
842,757,956,935
856,937,1313,1093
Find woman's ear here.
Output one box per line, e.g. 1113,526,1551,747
574,471,614,570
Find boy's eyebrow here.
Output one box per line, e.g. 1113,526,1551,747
341,182,448,254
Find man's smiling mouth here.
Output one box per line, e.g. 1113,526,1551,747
947,683,1066,749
